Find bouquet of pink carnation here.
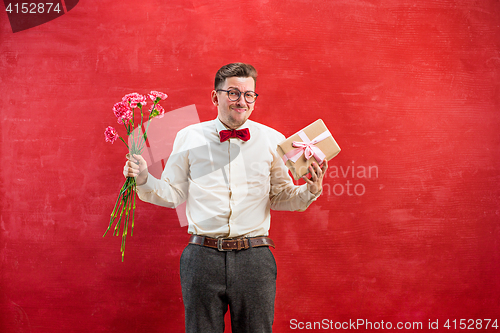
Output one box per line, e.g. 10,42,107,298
104,91,167,261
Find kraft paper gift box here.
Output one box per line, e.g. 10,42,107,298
277,119,341,180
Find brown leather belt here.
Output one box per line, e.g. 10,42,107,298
189,235,275,251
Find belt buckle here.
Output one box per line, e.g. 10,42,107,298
217,238,231,251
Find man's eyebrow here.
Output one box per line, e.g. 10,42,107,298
227,86,255,91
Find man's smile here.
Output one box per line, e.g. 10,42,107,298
231,107,247,113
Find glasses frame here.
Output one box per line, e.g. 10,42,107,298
216,89,259,104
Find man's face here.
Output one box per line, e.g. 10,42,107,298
211,76,256,129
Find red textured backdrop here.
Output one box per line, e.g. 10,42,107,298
1,0,499,332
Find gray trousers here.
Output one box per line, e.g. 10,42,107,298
180,243,277,333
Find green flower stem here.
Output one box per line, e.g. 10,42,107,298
112,178,132,236
139,104,144,135
121,190,131,262
103,185,124,237
142,99,158,142
131,184,136,237
119,137,129,149
105,178,129,235
130,105,137,155
142,113,154,143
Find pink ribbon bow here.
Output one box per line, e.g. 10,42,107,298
283,130,331,163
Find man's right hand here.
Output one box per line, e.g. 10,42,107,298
123,154,148,186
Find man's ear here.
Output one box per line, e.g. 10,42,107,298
211,90,219,106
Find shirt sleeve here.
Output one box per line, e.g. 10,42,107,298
135,130,190,209
268,136,322,211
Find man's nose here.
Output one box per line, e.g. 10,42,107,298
236,94,248,106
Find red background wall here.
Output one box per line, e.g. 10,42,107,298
1,0,499,332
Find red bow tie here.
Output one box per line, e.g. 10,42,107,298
219,128,251,142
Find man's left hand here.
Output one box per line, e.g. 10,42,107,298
303,159,328,195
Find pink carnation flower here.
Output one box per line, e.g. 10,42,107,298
104,126,119,144
122,93,147,108
122,93,140,103
113,101,133,124
149,104,165,119
148,91,168,102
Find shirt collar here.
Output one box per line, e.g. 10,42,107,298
215,117,251,133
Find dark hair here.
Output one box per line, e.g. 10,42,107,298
214,63,258,90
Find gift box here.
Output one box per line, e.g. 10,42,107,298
277,119,341,180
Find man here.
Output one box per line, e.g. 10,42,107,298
123,63,327,333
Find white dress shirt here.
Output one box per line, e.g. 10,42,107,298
136,117,321,238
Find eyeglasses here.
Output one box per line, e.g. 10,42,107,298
216,89,259,104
